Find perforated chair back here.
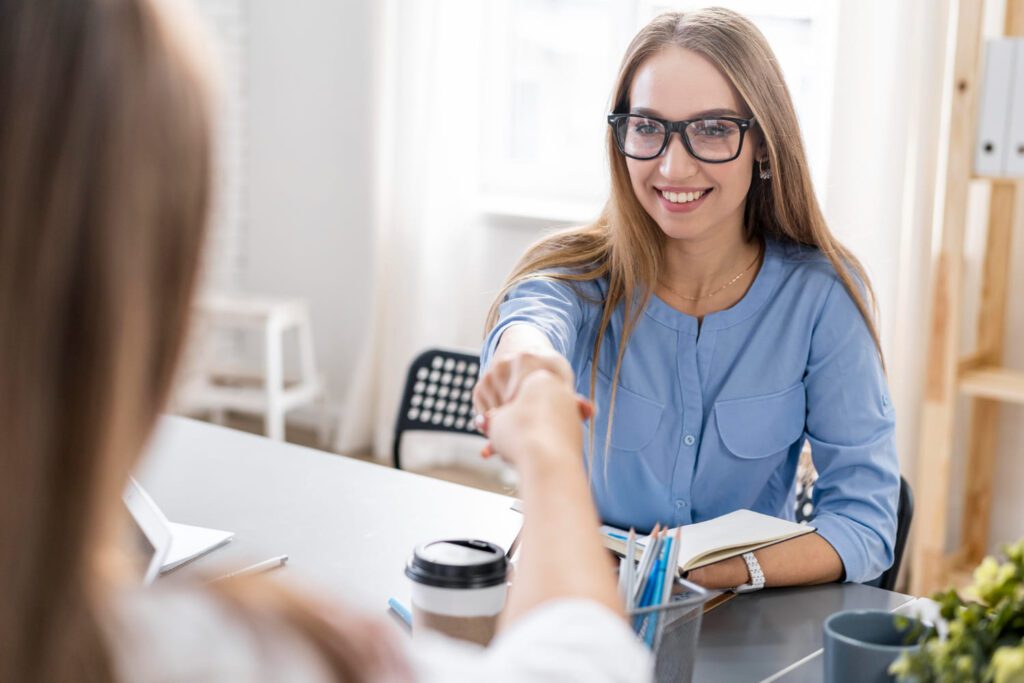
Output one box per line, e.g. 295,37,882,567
392,348,481,470
795,470,913,591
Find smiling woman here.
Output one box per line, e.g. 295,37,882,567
475,8,901,591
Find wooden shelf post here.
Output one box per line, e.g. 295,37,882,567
911,0,1024,596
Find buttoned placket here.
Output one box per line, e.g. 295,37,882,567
670,326,705,526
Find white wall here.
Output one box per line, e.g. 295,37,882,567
243,0,376,413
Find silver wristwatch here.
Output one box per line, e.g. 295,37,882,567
732,551,765,593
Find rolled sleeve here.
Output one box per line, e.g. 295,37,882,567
481,275,592,371
804,278,900,584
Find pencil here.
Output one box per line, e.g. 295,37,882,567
631,524,660,606
632,526,661,632
214,555,288,582
661,526,682,605
625,528,636,610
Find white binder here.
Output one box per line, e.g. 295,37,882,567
975,39,1016,177
1006,40,1024,177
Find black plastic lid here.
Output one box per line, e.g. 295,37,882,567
405,539,508,589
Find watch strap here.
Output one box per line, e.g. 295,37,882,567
732,551,765,593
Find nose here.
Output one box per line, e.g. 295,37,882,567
659,132,700,180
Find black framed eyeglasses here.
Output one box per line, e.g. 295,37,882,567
607,113,756,163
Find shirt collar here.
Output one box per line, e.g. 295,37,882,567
643,238,783,334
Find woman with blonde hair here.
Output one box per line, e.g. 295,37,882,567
475,8,900,590
0,0,651,680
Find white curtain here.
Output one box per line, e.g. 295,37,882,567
336,0,491,463
822,0,950,485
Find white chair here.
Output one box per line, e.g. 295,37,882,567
180,294,327,442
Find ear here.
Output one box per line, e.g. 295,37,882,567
756,138,768,162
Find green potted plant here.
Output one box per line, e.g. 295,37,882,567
891,539,1024,683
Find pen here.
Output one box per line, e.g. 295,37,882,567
388,597,413,629
215,554,288,581
646,536,672,647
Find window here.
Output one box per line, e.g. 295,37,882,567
479,0,836,221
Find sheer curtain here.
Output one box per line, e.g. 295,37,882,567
822,0,950,486
336,0,490,462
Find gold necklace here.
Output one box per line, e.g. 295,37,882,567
659,244,764,302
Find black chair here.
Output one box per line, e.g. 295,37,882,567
392,348,482,470
795,471,914,592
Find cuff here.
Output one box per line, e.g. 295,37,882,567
810,512,887,584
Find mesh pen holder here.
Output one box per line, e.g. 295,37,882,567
627,576,714,683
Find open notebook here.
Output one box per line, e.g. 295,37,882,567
601,509,814,573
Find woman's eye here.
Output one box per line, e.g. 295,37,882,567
694,121,734,137
633,123,661,135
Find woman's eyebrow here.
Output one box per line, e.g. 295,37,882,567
628,106,745,118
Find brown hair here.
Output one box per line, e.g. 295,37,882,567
0,1,401,681
485,8,882,464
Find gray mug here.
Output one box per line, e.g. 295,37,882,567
823,609,921,683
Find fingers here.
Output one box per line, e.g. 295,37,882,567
473,412,488,435
477,352,574,411
472,372,502,417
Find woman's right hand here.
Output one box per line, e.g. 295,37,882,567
473,349,575,421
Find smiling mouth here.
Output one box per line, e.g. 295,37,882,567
659,188,712,204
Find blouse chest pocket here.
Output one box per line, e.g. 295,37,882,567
714,382,806,459
580,362,664,452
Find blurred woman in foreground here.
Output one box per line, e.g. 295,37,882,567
0,0,650,680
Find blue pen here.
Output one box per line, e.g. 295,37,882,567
642,543,667,639
646,538,672,648
646,539,668,606
635,535,665,634
608,531,629,541
387,597,412,630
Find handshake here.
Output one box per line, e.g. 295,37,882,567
471,348,594,472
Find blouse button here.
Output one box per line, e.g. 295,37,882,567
676,500,688,509
683,434,696,447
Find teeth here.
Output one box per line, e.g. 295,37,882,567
661,189,706,204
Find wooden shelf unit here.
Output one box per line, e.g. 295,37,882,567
910,0,1024,596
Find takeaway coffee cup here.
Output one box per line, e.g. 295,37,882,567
405,539,508,646
823,609,922,683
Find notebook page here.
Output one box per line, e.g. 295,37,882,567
675,510,812,571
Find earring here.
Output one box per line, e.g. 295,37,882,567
758,157,772,181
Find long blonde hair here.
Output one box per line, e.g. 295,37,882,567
485,8,881,462
0,1,398,681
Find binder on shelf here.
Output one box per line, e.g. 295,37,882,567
975,38,1015,177
1006,40,1024,177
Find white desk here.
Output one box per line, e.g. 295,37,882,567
138,416,521,612
142,416,913,682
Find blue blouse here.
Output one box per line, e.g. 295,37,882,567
481,238,899,583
